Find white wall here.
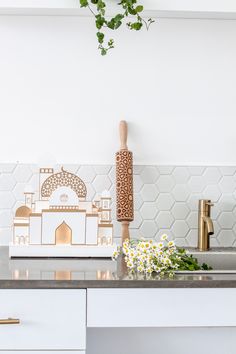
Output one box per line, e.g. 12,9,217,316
0,16,236,165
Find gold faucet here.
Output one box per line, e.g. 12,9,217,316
198,199,214,251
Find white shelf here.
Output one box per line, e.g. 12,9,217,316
1,0,236,19
9,244,117,258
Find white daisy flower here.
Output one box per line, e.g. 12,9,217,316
167,240,175,248
137,265,144,272
161,234,168,241
157,242,164,249
112,250,119,259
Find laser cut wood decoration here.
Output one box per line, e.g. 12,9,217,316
10,167,117,258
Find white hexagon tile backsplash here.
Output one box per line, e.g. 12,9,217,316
1,164,236,247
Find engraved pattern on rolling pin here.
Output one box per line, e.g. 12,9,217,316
116,150,134,221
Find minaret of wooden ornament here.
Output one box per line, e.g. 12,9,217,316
116,121,134,244
39,168,54,201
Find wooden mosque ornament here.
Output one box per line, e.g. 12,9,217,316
9,167,117,258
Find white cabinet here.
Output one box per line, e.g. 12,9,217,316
87,288,236,328
0,290,86,350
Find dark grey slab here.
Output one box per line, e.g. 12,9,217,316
1,247,236,288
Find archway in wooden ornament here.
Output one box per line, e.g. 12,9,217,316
55,221,72,245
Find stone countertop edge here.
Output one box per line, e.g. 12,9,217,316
1,279,236,289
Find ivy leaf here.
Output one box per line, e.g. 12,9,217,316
107,14,124,30
97,0,106,10
95,14,105,29
108,39,114,47
135,5,143,12
128,7,137,15
96,31,104,44
130,22,143,30
80,0,88,7
114,14,124,22
101,48,107,55
114,20,122,29
107,19,115,30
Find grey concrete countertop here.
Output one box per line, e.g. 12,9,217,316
1,247,236,288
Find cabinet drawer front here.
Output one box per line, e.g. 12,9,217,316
0,290,86,350
87,288,236,328
5,352,85,354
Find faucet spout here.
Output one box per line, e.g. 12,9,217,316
203,216,214,236
198,200,214,251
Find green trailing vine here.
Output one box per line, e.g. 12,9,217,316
79,0,154,55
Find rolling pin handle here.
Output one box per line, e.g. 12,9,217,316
119,120,128,150
121,221,130,244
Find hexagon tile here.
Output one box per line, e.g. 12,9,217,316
1,164,236,246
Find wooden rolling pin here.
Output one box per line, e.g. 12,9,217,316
116,120,134,243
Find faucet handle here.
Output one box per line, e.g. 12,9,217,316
199,199,214,212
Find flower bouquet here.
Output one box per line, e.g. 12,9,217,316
113,235,212,277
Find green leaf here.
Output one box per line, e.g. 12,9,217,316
108,39,114,47
115,21,122,29
95,14,105,29
96,31,104,44
115,13,124,20
97,0,106,10
80,0,88,7
107,19,115,30
101,48,107,55
107,14,124,30
188,264,195,271
130,22,143,30
202,263,213,271
135,5,143,12
128,7,137,15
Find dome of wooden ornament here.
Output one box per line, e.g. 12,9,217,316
15,206,32,217
41,167,87,199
